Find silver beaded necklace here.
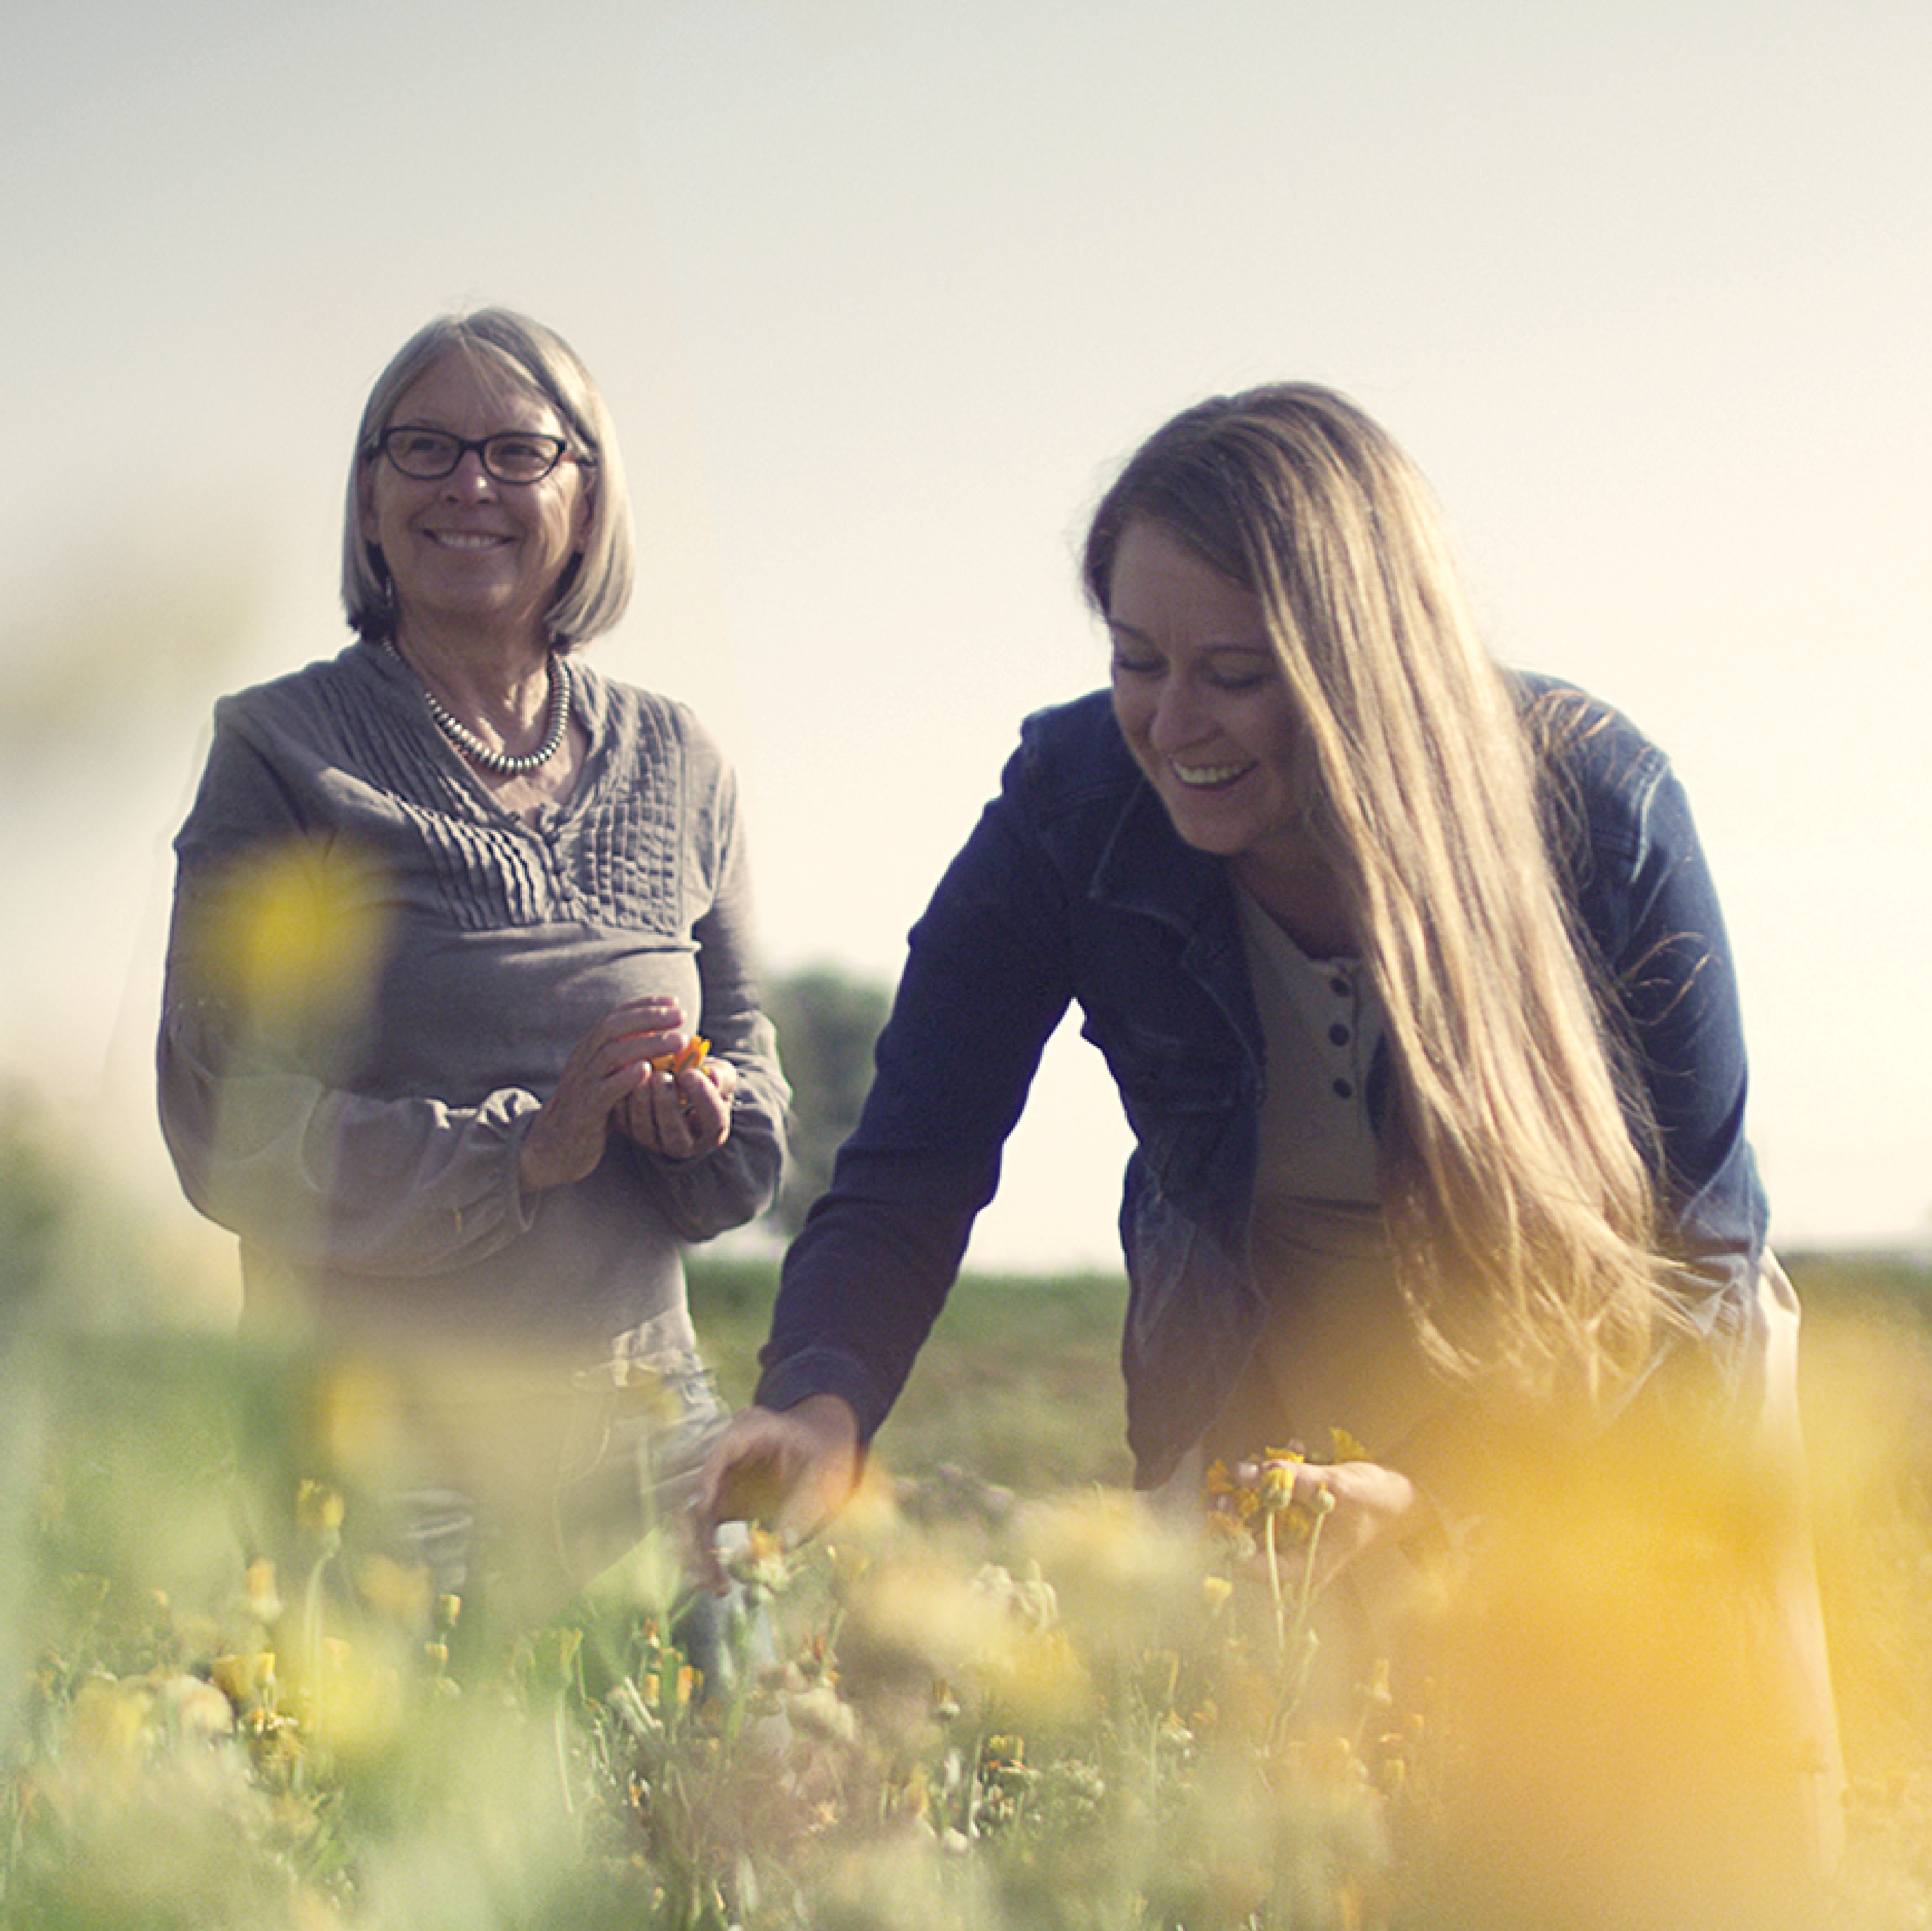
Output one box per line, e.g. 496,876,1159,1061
384,639,573,776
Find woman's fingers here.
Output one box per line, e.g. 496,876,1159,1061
1289,1459,1416,1591
622,1057,736,1160
592,1000,687,1074
1229,1458,1417,1596
520,1000,692,1193
690,1397,861,1593
522,995,742,1185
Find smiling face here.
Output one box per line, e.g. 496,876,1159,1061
1106,516,1307,878
358,349,591,653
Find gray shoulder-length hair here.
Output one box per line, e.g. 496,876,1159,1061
340,308,635,649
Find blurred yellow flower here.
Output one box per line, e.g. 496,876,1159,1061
243,1556,283,1626
296,1479,345,1537
1009,1489,1201,1653
847,1549,1092,1728
209,1651,277,1707
1205,1510,1256,1561
355,1551,432,1627
191,835,392,1038
66,1675,150,1784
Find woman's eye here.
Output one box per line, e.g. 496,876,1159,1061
1111,652,1161,678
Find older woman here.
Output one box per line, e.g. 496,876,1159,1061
698,384,1840,1925
160,309,786,1637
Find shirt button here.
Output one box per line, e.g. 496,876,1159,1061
1332,1078,1354,1099
1330,976,1350,997
1329,1023,1350,1047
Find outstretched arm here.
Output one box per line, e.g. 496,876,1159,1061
751,748,1079,1443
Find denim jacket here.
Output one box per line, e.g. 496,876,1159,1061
757,681,1768,1486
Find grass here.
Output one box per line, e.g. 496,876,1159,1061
689,1257,1133,1491
5,1225,1932,1928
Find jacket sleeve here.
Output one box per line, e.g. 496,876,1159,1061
157,722,544,1277
1563,716,1770,1393
753,744,1077,1440
623,748,790,1243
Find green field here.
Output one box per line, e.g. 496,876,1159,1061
6,1234,1932,1927
689,1256,1134,1491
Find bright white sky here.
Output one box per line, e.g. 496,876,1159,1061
3,0,1928,1298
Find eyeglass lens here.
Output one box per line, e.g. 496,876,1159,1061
381,429,565,482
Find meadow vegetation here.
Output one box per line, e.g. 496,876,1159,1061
3,1109,1930,1928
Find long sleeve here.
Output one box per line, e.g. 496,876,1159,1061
159,717,546,1277
1549,703,1768,1365
1603,761,1764,1277
157,646,788,1348
754,746,1077,1438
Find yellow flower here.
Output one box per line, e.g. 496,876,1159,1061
296,1479,345,1536
356,1551,432,1626
66,1675,150,1782
244,1556,283,1625
210,1651,277,1707
1256,1461,1299,1516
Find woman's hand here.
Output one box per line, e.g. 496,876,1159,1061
689,1395,861,1593
619,1050,738,1162
518,996,686,1195
1261,1458,1418,1594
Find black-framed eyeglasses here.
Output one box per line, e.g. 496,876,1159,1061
371,426,590,484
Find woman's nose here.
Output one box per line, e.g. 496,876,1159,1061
1149,678,1205,749
440,450,496,496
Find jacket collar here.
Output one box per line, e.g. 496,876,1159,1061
1090,771,1222,929
1090,774,1261,1070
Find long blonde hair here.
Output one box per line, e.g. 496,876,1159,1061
1085,384,1683,1411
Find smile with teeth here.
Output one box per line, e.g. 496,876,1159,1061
427,531,509,549
1172,759,1255,790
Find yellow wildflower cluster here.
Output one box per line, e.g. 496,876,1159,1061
1203,1427,1367,1563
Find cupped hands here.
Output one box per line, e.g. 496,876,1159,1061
518,997,733,1195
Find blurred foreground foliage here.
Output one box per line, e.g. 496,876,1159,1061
4,1100,1932,1927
